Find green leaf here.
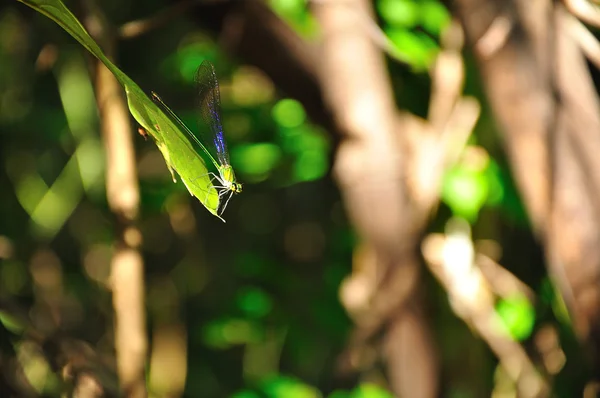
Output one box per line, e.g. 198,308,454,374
261,374,322,398
294,150,328,182
18,0,222,220
231,143,282,183
483,159,504,206
495,294,535,341
441,165,489,222
269,0,306,15
420,1,451,37
268,0,318,38
0,310,25,334
351,383,394,398
272,99,306,128
385,28,438,70
377,0,419,28
236,286,273,318
202,317,262,348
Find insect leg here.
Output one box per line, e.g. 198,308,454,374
219,190,235,215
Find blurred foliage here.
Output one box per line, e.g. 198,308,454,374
495,294,535,342
441,145,504,223
377,0,450,70
0,0,590,397
268,0,318,39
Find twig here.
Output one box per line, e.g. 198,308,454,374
564,0,600,28
564,11,600,69
409,21,479,213
96,54,147,398
313,0,439,396
84,1,148,396
428,21,465,131
422,224,549,397
477,253,536,300
474,14,513,58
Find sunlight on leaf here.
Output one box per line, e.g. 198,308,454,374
261,374,322,398
232,143,282,182
268,0,318,38
377,0,419,27
0,310,24,334
352,383,394,398
386,28,438,70
442,166,488,222
295,150,328,182
6,153,47,215
272,99,306,128
442,147,495,222
269,0,305,14
30,153,83,237
420,1,451,36
495,294,535,341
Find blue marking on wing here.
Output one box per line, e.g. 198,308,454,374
196,60,230,166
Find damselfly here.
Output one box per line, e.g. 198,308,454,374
151,60,242,218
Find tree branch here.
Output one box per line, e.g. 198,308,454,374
563,0,600,28
454,0,600,372
84,1,148,396
313,1,439,396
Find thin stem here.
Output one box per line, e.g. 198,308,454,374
85,0,148,396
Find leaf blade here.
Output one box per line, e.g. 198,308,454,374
18,0,222,219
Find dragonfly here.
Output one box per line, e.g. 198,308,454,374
151,60,242,219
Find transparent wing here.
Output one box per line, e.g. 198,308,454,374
152,91,220,170
196,60,230,166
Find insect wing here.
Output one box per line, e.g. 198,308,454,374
196,60,230,166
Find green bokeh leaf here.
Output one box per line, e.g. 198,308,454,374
385,28,438,70
442,166,488,222
18,0,222,220
202,317,262,348
352,383,394,398
268,0,318,38
377,0,419,27
232,143,282,181
0,310,25,334
269,0,305,15
272,99,306,128
294,150,328,182
261,374,322,398
419,1,451,36
484,159,504,206
237,286,273,318
495,294,535,341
